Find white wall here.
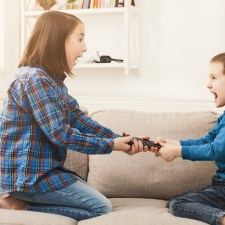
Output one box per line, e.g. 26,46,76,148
0,0,21,97
2,0,225,113
64,0,225,113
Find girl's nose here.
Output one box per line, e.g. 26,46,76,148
83,43,87,53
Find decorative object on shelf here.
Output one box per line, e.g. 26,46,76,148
32,0,61,11
66,0,80,9
82,52,123,64
37,0,57,10
32,2,44,10
94,52,123,63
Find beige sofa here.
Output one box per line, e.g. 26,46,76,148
0,105,219,225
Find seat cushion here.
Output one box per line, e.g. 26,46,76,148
78,198,207,225
0,209,77,225
88,110,218,199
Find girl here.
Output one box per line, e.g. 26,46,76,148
0,11,145,221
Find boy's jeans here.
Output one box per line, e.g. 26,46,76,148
10,175,112,221
167,175,225,225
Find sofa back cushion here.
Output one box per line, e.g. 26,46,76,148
88,110,218,199
64,106,89,180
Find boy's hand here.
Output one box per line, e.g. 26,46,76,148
151,137,181,157
158,140,182,162
154,137,180,146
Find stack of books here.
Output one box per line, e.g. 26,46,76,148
79,0,126,9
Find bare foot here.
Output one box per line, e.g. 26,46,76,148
0,195,26,210
221,215,225,225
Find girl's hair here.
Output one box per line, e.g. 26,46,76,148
19,11,82,77
210,53,225,74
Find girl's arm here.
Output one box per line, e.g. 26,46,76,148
24,75,118,154
68,95,120,139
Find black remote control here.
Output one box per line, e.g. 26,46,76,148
126,137,161,150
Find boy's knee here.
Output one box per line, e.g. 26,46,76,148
168,200,181,216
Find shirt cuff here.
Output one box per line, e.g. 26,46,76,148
180,140,190,146
181,146,191,160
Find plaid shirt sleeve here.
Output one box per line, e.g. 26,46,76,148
68,95,120,139
24,74,114,154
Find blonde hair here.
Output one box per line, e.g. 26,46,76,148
210,53,225,74
19,11,82,78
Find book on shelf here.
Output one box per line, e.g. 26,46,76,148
89,0,95,8
82,0,90,8
77,0,84,8
115,0,124,7
110,0,116,7
80,0,127,9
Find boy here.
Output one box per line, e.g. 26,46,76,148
155,53,225,225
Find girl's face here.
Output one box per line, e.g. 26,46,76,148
208,62,225,108
65,22,87,70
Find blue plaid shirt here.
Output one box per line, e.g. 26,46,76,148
0,66,119,194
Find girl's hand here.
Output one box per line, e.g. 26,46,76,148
113,136,145,155
122,132,149,152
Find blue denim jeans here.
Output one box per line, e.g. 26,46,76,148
167,175,225,225
10,175,112,221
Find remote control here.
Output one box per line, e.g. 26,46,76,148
125,136,161,150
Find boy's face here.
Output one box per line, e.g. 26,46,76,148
65,22,87,70
208,62,225,108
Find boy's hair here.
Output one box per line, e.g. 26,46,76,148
211,53,225,74
19,11,82,78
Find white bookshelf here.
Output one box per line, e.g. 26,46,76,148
21,0,141,75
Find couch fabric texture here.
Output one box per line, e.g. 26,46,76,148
0,102,219,225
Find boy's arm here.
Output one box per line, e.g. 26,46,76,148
182,119,225,161
180,115,221,146
159,115,225,162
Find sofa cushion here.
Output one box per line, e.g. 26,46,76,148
64,106,89,180
0,209,77,225
64,150,88,180
78,198,206,225
88,110,218,199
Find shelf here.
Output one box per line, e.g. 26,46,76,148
25,6,138,17
21,0,141,75
75,63,125,68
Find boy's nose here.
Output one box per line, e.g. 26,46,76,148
207,83,212,89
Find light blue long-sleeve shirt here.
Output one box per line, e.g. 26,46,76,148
181,111,225,179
